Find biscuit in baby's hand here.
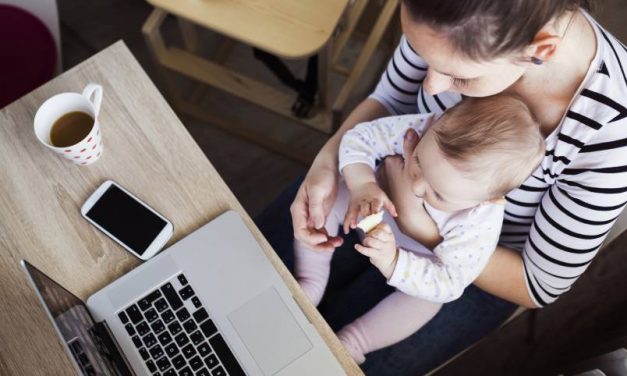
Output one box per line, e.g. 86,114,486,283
356,211,384,234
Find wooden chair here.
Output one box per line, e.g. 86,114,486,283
142,0,399,163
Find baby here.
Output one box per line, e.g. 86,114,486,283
293,94,545,363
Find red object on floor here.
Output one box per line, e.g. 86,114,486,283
0,4,57,109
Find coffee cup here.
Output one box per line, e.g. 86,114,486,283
34,83,104,165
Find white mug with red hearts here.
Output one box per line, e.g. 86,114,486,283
34,83,104,166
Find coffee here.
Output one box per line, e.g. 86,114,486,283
50,111,93,147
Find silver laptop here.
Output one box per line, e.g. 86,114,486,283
22,210,345,376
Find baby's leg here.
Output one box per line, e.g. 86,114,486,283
337,291,442,364
294,181,350,306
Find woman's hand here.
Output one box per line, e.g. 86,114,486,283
290,159,344,252
290,98,391,252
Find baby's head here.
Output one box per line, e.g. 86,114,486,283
411,94,545,212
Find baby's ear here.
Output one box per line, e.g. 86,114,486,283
403,129,420,160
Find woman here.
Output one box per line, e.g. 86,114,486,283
256,0,627,374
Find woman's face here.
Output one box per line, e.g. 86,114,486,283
400,6,528,97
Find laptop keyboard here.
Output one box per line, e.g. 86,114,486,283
117,273,246,376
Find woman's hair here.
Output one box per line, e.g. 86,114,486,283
403,0,592,61
432,94,545,196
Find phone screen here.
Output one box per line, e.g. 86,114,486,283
85,185,167,255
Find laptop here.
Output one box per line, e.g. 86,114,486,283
22,210,345,376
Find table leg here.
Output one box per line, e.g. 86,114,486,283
177,18,200,54
318,44,330,113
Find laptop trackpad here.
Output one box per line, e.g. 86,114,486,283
228,287,312,375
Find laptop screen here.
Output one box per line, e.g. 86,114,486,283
22,260,132,376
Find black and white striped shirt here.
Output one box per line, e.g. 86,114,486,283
369,13,627,307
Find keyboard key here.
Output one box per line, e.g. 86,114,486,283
196,368,210,376
138,290,162,311
131,336,142,348
164,343,179,357
191,297,202,309
183,319,197,334
146,359,157,373
156,356,171,372
178,274,189,286
193,308,209,324
126,305,143,324
145,308,159,323
180,366,193,376
164,369,176,376
70,340,83,353
189,355,203,371
158,331,173,346
124,323,136,336
175,332,190,347
179,285,195,300
142,333,157,348
203,353,218,369
118,311,129,324
151,319,165,334
190,330,204,346
162,309,175,324
149,345,164,359
198,343,211,357
199,320,217,338
182,343,197,359
209,334,245,376
139,347,149,360
172,354,186,370
168,321,182,336
137,321,150,336
176,308,191,322
211,365,226,376
154,298,168,312
161,283,183,310
78,352,89,366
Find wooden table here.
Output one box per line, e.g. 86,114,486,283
0,41,361,375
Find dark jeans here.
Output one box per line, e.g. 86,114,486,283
255,177,517,375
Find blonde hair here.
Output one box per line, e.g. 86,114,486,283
432,94,545,196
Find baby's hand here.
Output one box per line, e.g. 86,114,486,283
344,182,397,234
354,223,398,279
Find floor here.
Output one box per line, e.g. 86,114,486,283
57,1,627,375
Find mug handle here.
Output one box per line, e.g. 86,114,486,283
82,83,103,117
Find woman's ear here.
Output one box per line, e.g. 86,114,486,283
524,31,562,64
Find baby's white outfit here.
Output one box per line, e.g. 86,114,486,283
294,114,504,363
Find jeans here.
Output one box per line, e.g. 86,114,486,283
255,177,517,375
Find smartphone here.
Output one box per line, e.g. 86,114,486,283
81,180,173,260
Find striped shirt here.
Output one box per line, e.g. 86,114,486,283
369,12,627,307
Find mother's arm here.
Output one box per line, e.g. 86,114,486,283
292,36,432,251
474,246,537,308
